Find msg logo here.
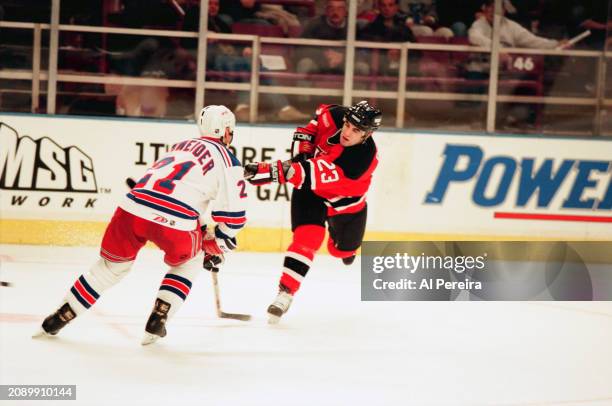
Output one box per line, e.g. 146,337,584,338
0,122,97,192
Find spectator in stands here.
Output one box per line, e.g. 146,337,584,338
359,0,415,42
255,5,301,35
359,0,415,74
303,0,348,40
182,0,232,65
469,0,567,55
111,70,170,118
469,0,569,129
220,0,265,26
220,0,301,36
399,0,454,38
296,0,370,77
184,0,308,122
435,0,483,37
357,0,378,27
104,0,187,76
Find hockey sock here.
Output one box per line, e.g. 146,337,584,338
280,225,325,294
155,256,201,319
65,258,132,315
327,237,356,259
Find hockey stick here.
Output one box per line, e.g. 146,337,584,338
211,272,251,321
0,281,11,287
556,30,591,50
126,177,136,189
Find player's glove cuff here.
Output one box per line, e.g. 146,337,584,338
292,132,315,162
201,225,237,256
293,132,314,144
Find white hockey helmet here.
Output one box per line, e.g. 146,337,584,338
198,105,236,145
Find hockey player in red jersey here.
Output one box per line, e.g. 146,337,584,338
244,100,382,323
34,105,247,344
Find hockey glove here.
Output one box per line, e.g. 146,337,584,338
201,225,237,272
292,132,315,162
244,160,294,186
201,225,237,255
203,253,223,272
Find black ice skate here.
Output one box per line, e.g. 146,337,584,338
342,255,356,265
267,285,294,324
142,298,171,345
33,302,77,338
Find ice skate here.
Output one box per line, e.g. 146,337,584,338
342,255,356,265
141,298,171,345
267,286,293,324
33,303,76,338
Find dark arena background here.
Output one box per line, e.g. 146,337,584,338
1,0,611,405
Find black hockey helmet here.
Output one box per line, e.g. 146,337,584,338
345,100,382,133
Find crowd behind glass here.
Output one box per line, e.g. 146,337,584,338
0,0,610,135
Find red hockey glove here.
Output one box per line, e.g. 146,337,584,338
202,238,224,256
292,132,315,162
244,160,293,186
201,225,237,255
298,141,314,155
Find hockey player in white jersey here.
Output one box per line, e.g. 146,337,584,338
34,105,247,345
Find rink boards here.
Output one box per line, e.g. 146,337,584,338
0,113,611,250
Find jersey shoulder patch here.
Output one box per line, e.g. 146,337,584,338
333,137,377,180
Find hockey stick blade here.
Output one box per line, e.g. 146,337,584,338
219,311,252,321
0,281,12,287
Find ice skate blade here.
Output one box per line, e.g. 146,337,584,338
267,314,281,324
141,332,161,346
32,328,53,339
267,304,285,324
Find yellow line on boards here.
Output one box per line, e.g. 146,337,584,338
0,219,593,252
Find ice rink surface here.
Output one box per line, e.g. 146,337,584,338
1,244,611,406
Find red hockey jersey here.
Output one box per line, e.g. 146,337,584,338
286,104,378,215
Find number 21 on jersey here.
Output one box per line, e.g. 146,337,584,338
134,157,195,195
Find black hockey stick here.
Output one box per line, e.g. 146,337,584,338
0,281,11,287
211,272,251,321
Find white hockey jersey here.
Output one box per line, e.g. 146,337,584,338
120,137,247,237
